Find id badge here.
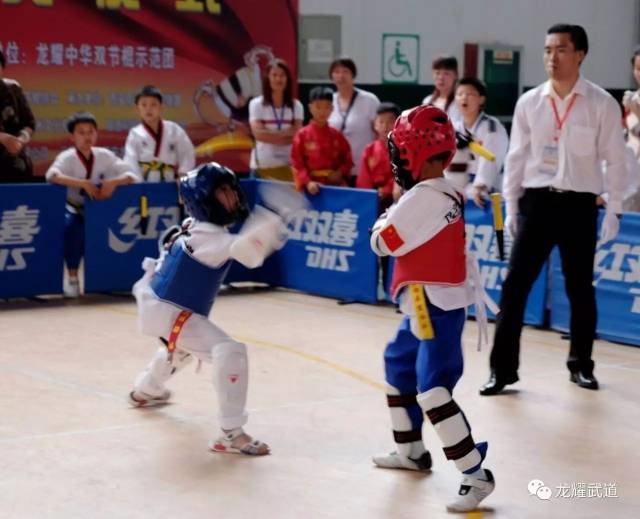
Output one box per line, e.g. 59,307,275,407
540,143,559,175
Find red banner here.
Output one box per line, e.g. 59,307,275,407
0,0,298,174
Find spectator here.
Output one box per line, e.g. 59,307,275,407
446,77,509,207
291,86,353,195
249,59,303,181
327,57,380,183
622,46,640,211
0,48,38,183
46,112,139,298
422,55,462,124
124,85,195,183
357,102,401,213
479,24,627,395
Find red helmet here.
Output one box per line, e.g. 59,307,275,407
387,105,456,190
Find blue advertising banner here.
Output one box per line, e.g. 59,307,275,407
465,201,548,326
261,183,379,304
84,183,180,293
550,212,640,347
0,184,66,298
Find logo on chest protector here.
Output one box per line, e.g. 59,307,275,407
228,374,239,383
445,203,462,224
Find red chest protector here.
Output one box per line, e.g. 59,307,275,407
390,193,466,301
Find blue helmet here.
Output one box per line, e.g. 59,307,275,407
179,162,249,225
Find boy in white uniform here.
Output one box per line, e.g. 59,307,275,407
124,85,195,183
129,162,292,456
46,112,139,297
445,78,509,207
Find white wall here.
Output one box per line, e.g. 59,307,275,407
300,0,640,89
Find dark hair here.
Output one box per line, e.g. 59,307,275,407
135,85,163,104
430,55,458,111
457,77,487,97
262,59,294,109
66,111,98,133
547,24,589,55
329,57,357,78
376,102,401,118
432,55,458,72
0,49,5,69
308,86,334,103
632,45,640,66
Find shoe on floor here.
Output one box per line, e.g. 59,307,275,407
63,278,80,298
127,389,171,407
570,371,599,390
446,469,495,513
479,372,519,396
372,450,432,472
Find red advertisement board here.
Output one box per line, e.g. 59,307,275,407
0,0,298,174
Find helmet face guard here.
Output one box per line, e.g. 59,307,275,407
180,162,249,226
388,105,456,190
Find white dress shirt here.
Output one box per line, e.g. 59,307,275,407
503,76,627,215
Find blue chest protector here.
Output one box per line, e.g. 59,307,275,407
149,239,231,316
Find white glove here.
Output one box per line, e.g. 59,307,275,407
504,214,518,239
230,206,287,269
598,210,620,246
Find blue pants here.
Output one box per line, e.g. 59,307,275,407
385,306,465,432
64,209,84,270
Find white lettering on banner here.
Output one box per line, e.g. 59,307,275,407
0,205,41,271
594,242,640,314
108,206,180,253
288,209,359,272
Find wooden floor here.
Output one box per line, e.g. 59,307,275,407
1,289,639,519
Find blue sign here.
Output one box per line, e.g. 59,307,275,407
465,201,548,326
84,183,180,292
261,182,379,303
550,212,640,347
0,184,66,298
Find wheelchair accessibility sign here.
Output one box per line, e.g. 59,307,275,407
382,33,419,83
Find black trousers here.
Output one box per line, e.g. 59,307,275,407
490,188,598,376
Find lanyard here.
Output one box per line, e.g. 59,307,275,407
271,104,286,130
339,90,358,132
549,93,578,137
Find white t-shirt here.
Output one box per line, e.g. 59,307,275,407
45,147,139,207
249,96,303,169
328,88,380,177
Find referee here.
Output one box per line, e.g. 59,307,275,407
479,24,627,395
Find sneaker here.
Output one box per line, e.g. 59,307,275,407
372,450,432,472
446,469,495,513
64,278,80,298
127,389,171,407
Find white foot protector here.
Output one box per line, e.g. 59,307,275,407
446,469,495,513
127,389,171,408
209,427,270,456
372,451,432,472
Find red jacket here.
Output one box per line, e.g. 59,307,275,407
356,139,395,196
291,121,353,189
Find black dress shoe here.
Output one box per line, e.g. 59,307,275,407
479,372,519,396
570,371,599,390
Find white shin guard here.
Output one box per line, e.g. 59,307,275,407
417,386,482,473
212,340,249,430
386,384,426,460
134,341,193,397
